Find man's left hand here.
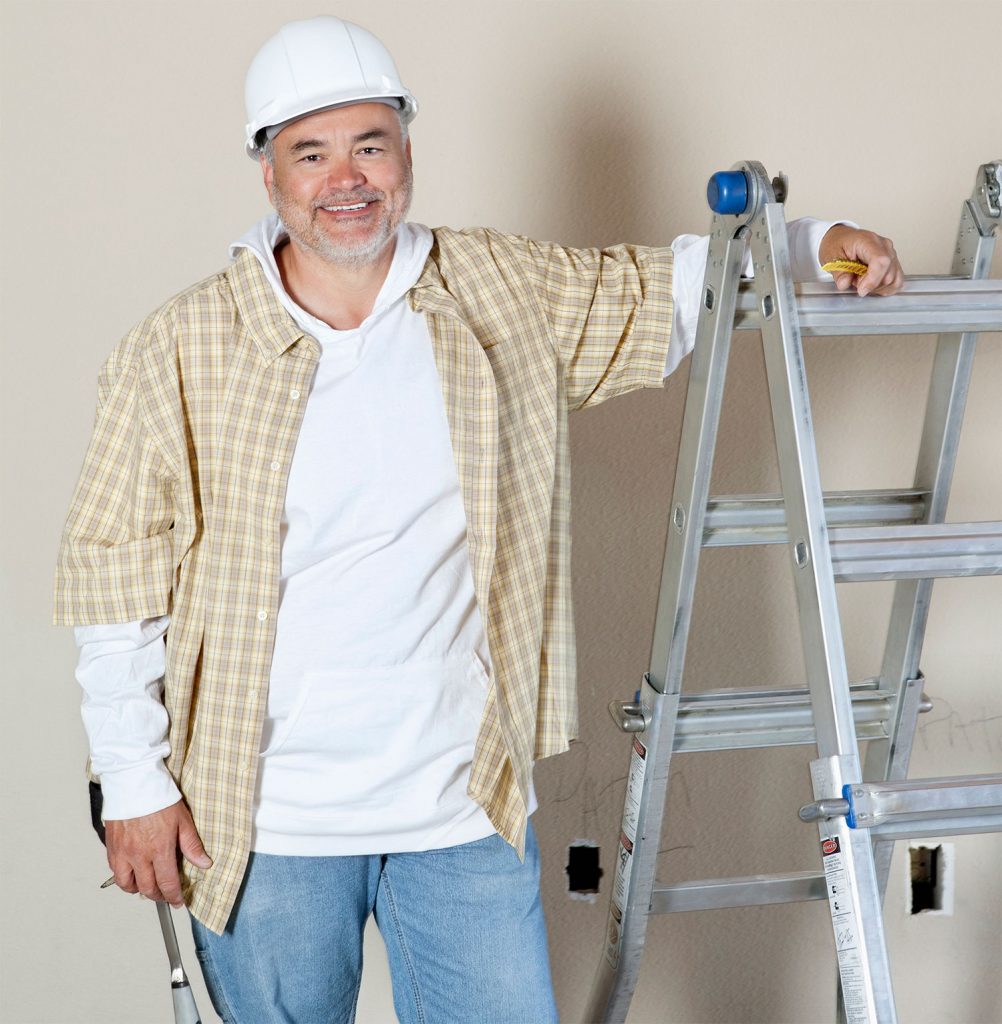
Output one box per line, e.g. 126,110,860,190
819,224,904,297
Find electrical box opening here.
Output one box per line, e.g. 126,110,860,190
566,841,602,901
909,844,942,914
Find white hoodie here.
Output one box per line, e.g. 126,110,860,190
234,215,510,853
74,215,837,848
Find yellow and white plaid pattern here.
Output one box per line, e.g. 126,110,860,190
55,227,673,933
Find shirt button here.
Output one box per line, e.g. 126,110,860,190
239,760,250,773
257,610,268,622
289,389,301,400
270,460,281,471
248,689,258,700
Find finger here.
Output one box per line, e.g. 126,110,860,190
857,254,892,297
868,263,900,295
132,862,167,903
872,273,902,296
108,848,139,894
152,854,185,908
178,813,213,870
873,257,905,296
111,864,139,895
833,272,855,292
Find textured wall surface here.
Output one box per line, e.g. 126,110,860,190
2,2,999,1021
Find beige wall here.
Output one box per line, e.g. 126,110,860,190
2,1,999,1021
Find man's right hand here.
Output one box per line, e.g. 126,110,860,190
105,799,212,908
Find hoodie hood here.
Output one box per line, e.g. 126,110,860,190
230,213,433,338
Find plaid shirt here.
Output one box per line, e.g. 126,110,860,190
54,227,674,933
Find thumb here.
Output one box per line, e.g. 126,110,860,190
178,814,213,869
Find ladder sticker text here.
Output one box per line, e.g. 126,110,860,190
604,735,648,968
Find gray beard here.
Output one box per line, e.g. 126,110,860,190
272,173,413,270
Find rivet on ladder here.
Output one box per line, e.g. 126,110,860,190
794,540,809,567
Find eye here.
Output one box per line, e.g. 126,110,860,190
300,153,324,163
357,147,384,156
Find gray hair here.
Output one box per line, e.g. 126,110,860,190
260,106,409,166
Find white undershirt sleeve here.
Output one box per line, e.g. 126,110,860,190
74,615,181,820
666,217,854,378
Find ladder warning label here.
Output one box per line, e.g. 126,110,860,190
622,737,647,845
604,737,647,970
820,835,871,1024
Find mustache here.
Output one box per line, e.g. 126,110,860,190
313,190,384,209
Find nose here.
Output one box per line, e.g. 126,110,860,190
325,154,366,192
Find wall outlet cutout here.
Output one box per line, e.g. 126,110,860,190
566,840,603,902
908,842,954,916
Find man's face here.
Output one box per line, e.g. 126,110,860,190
261,102,413,268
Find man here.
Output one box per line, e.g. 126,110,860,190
55,15,903,1023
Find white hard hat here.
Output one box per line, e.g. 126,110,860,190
244,16,418,158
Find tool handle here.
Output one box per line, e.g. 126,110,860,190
172,982,202,1024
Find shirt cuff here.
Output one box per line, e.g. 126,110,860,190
98,761,182,821
787,217,859,282
666,217,859,378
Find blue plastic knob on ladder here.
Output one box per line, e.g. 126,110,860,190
706,171,749,214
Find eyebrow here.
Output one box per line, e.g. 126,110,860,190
288,128,392,154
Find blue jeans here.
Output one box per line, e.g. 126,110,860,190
190,822,559,1023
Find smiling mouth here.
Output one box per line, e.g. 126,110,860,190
320,201,374,213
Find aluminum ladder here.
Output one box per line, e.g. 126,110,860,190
585,160,1002,1024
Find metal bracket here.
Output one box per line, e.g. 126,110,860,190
969,160,1002,234
608,698,652,734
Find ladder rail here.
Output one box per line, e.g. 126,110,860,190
749,197,896,1023
863,167,998,893
584,188,758,1023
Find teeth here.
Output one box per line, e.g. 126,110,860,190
323,202,369,211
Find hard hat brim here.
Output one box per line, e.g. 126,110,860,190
245,91,418,159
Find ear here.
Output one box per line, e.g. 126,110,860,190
259,152,276,203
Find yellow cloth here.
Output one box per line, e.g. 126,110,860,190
54,228,674,933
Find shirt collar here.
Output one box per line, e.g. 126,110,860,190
226,250,307,365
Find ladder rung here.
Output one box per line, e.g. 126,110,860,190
703,490,928,548
847,775,1002,840
673,680,930,752
651,872,827,913
734,277,1002,336
864,813,1002,841
830,522,1002,581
